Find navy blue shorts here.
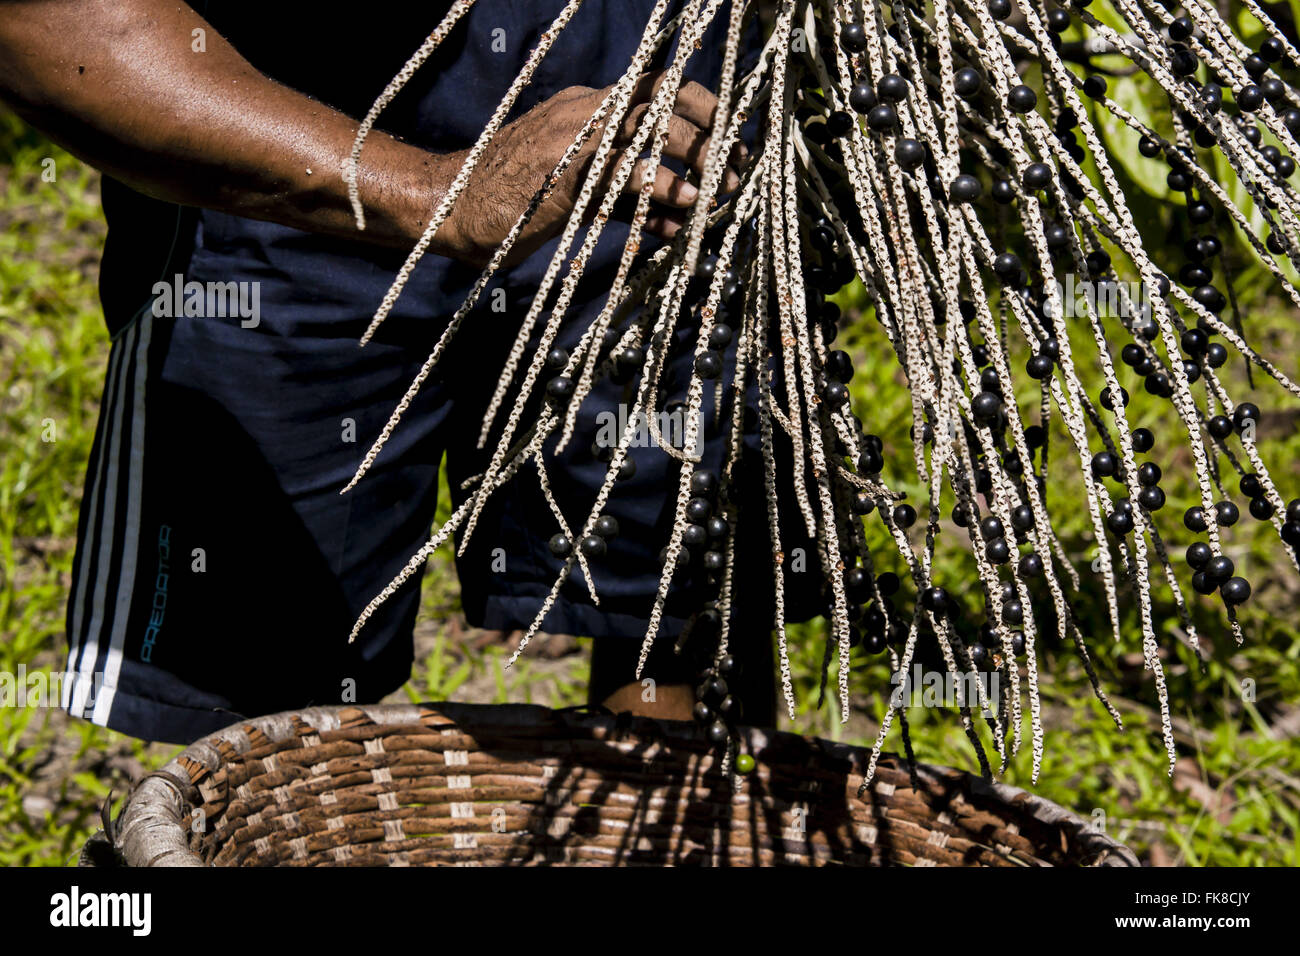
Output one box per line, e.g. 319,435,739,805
62,219,826,745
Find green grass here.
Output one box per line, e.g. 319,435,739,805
1,107,1297,866
0,112,158,866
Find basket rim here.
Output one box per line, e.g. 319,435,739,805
100,701,1140,868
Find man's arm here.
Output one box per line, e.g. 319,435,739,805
0,0,466,252
0,0,735,265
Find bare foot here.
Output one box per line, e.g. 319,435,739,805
600,682,695,721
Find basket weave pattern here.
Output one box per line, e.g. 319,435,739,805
104,703,1138,867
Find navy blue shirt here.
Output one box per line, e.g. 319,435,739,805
99,1,741,339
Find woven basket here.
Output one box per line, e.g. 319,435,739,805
83,702,1138,867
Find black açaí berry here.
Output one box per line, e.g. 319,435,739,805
826,110,855,139
1233,402,1261,433
877,74,908,102
1091,451,1118,478
1249,497,1274,520
844,567,872,603
972,390,1002,422
954,67,982,98
1139,486,1166,511
863,444,883,476
1023,163,1052,190
1007,84,1038,112
992,251,1021,278
1207,415,1234,439
1206,554,1234,582
1186,541,1212,569
690,470,718,498
1215,500,1240,526
1026,353,1053,379
849,81,876,114
695,351,723,379
867,103,899,132
841,22,868,53
1171,46,1199,77
894,138,926,170
1011,504,1034,530
950,174,983,203
1221,577,1252,605
1002,599,1024,625
1100,386,1129,410
1232,84,1263,111
922,586,950,615
826,349,854,383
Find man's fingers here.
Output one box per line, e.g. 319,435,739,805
628,73,719,131
672,80,720,131
651,163,698,207
618,107,743,191
644,210,686,239
665,114,712,177
622,158,698,207
659,115,745,191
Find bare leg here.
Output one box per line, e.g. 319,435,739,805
587,621,776,726
599,681,696,720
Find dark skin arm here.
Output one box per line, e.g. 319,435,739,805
0,0,740,266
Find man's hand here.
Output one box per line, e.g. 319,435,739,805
0,0,741,268
459,74,745,266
